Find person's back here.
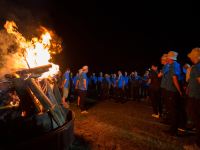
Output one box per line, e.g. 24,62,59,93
78,72,88,91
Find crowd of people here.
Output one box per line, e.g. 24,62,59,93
59,48,200,149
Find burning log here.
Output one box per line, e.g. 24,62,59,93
16,64,52,76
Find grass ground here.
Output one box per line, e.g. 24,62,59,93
69,99,195,150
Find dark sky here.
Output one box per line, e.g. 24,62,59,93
1,0,200,74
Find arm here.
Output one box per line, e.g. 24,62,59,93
172,75,182,96
158,72,163,78
75,80,79,89
61,79,66,88
83,79,87,89
197,77,200,84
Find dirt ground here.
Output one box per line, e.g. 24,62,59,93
69,99,195,150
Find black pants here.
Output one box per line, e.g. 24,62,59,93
166,91,181,133
187,98,200,146
141,86,149,98
78,90,87,111
130,86,140,100
149,88,162,115
124,85,129,99
116,88,124,99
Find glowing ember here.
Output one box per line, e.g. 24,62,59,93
3,21,61,78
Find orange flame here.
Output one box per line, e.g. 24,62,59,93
4,21,61,78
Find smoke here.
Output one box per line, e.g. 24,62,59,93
0,29,27,78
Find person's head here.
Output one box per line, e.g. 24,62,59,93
151,65,158,71
125,72,128,76
134,71,138,76
100,72,103,77
144,70,150,76
92,73,96,76
188,48,200,64
131,72,135,76
65,67,70,73
113,74,117,78
82,65,89,73
161,54,168,65
118,71,122,76
167,51,178,64
105,74,109,78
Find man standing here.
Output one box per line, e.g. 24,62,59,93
97,72,104,99
149,64,162,118
130,71,141,101
89,73,98,98
165,51,182,136
124,72,130,100
158,54,170,123
110,74,117,99
76,66,89,114
61,67,70,108
184,48,200,149
116,71,125,103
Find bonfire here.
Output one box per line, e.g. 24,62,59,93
0,21,74,150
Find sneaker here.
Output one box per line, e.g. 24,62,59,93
152,114,160,119
81,110,88,114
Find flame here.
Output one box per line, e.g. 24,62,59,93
4,21,61,78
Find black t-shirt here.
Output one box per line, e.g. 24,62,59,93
149,70,160,90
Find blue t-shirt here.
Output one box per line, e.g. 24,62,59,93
143,75,150,87
98,76,103,83
90,76,97,84
188,63,200,99
124,76,129,86
63,71,70,88
105,77,111,86
111,77,117,87
161,64,170,89
166,61,181,92
73,76,78,86
117,75,124,89
78,72,88,91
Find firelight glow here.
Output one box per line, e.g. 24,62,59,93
4,21,61,78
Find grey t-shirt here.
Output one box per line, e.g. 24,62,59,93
188,63,200,99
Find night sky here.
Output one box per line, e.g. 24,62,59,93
1,0,200,74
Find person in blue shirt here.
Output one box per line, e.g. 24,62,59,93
61,67,70,108
101,74,111,99
124,72,130,99
110,74,117,99
116,71,125,103
97,72,104,99
141,71,150,99
88,73,98,98
129,71,141,101
76,66,89,114
73,73,79,88
185,48,200,149
165,51,183,136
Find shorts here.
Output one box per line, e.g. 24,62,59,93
63,88,69,98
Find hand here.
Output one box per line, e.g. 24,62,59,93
61,101,69,108
179,91,183,97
